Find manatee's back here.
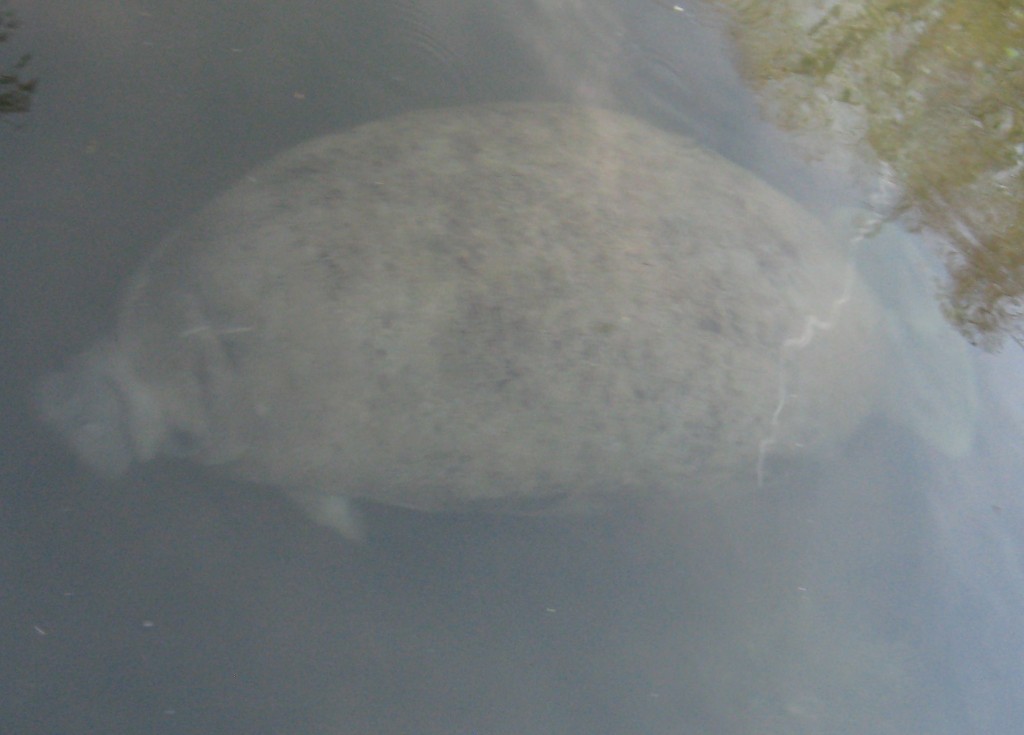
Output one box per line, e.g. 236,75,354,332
131,103,880,511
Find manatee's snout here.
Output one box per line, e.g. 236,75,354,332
34,338,170,478
35,355,136,477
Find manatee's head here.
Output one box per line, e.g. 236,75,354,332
34,339,165,477
35,319,255,477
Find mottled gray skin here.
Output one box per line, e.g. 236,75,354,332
37,103,882,533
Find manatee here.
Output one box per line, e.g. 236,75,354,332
36,103,884,536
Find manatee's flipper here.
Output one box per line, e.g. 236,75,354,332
286,491,366,543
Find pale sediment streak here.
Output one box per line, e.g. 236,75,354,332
755,206,886,487
756,264,856,486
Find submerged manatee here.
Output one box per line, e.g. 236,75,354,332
36,103,883,535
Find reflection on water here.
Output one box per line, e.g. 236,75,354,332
0,6,36,116
1,1,1021,734
712,0,1024,351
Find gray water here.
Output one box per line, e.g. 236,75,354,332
2,1,1021,733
